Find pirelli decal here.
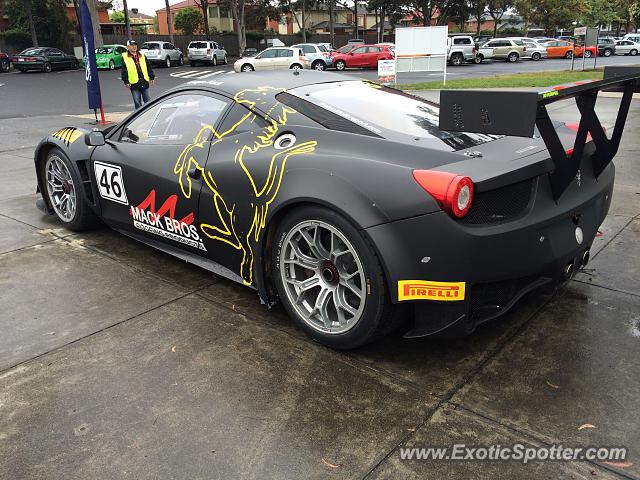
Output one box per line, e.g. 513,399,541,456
52,127,82,145
398,280,466,301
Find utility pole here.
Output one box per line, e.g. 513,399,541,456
165,0,174,43
123,0,131,39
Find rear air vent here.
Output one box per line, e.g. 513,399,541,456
460,178,536,225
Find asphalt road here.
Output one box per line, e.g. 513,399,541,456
0,54,638,119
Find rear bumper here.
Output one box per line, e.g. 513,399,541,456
365,163,614,337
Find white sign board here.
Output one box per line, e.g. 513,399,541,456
395,26,448,83
377,59,396,84
574,26,587,36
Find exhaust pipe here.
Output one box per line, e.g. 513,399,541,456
581,249,590,267
563,262,575,280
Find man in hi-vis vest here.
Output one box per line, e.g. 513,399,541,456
121,39,156,110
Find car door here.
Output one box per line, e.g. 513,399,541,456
253,48,277,70
90,92,231,254
349,46,368,67
480,40,497,59
46,48,65,69
276,48,295,69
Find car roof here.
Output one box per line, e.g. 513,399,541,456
168,70,352,101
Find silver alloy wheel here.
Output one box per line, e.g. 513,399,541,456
109,60,115,69
280,220,366,334
45,154,76,222
166,56,171,67
242,64,253,72
291,64,302,71
313,61,325,71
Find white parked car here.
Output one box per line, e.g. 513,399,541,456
615,39,640,56
233,47,310,72
622,33,640,44
139,41,183,68
187,40,227,66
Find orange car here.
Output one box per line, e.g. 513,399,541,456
544,40,596,58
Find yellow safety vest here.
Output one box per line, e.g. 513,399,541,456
122,52,150,85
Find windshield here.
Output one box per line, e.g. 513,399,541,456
21,48,44,56
141,43,161,50
96,47,113,54
288,81,499,151
336,45,353,54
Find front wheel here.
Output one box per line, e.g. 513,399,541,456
603,48,613,57
473,55,482,64
42,62,52,73
565,51,573,59
178,55,184,66
450,53,464,66
290,63,302,71
223,54,228,64
0,59,9,72
584,50,593,58
109,59,115,70
334,59,346,71
631,49,638,56
241,63,254,72
507,52,519,62
272,206,399,349
165,56,171,68
212,55,217,66
312,60,326,71
531,52,541,61
42,148,99,231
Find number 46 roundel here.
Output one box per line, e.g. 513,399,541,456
94,161,128,205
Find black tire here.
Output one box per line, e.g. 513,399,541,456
584,49,593,58
603,48,613,57
335,59,346,71
42,148,99,231
473,55,482,64
272,206,400,349
241,63,254,72
212,55,217,66
290,63,303,71
450,52,464,66
507,52,519,62
631,49,638,56
565,50,573,59
191,59,198,66
73,59,79,69
178,55,184,66
43,62,52,73
223,54,228,64
165,56,171,68
0,59,9,72
312,60,326,71
18,68,27,73
109,59,115,70
531,52,541,61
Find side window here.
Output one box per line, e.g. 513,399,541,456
218,103,269,136
278,49,293,57
48,49,63,56
257,49,277,59
303,45,315,54
353,47,367,54
454,38,470,45
121,94,230,145
117,46,127,54
368,47,382,53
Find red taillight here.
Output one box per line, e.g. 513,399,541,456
413,170,474,218
207,48,212,54
523,47,527,52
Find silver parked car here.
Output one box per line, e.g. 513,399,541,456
508,37,547,60
615,39,640,56
139,41,183,68
233,47,310,72
292,43,331,71
187,40,227,66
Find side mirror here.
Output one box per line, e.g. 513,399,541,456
349,52,354,55
85,130,106,147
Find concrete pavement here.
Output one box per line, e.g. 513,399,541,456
0,95,639,479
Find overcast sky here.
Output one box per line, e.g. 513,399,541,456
112,0,170,16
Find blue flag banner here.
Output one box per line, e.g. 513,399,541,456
79,0,102,110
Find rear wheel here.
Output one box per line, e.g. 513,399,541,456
165,56,171,68
18,68,27,73
335,59,346,70
241,63,254,72
212,55,217,66
43,148,99,231
272,206,399,349
584,49,593,58
531,52,541,61
473,55,482,64
178,55,184,66
290,63,302,71
312,60,326,71
631,49,638,56
42,62,52,73
223,54,228,64
191,59,199,66
565,50,573,59
450,52,464,66
507,52,519,62
0,59,9,72
109,59,115,70
603,48,613,57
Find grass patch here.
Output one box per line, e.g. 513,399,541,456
402,69,604,90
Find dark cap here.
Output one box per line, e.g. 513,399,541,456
127,39,137,46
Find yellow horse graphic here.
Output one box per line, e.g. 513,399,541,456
174,87,317,285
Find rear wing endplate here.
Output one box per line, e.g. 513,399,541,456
438,66,640,201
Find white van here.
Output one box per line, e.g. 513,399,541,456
623,33,640,44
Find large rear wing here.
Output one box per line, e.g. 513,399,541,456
438,66,640,201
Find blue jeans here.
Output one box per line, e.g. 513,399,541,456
131,87,151,109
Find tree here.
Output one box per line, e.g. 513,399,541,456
529,0,585,35
512,0,533,32
194,0,212,39
5,0,72,48
110,10,125,22
165,0,174,44
580,0,622,27
469,0,487,34
174,7,203,35
24,0,38,46
487,0,510,37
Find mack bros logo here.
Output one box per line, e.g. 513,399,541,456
130,189,206,251
398,280,466,301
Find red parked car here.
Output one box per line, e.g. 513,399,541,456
0,52,10,72
331,44,393,71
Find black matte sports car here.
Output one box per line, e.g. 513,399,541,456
33,68,639,349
